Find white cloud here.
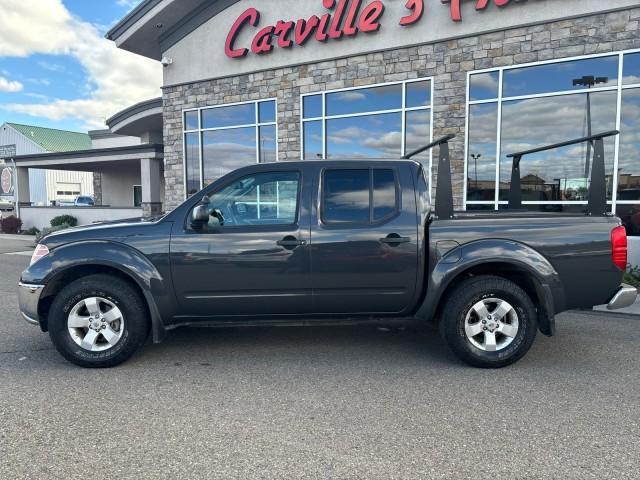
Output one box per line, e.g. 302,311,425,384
0,0,162,130
117,0,141,11
0,76,23,92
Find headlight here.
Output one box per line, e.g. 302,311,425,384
30,244,50,266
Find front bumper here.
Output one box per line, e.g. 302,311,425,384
607,284,638,310
18,282,44,326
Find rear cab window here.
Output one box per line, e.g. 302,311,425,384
321,168,399,225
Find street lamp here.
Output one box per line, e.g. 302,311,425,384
572,75,609,179
471,153,481,190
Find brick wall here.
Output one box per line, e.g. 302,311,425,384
163,8,640,211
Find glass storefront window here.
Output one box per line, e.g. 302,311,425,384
619,89,640,200
405,110,431,161
467,103,499,202
302,78,433,179
499,91,617,201
184,132,200,196
303,121,323,160
326,84,403,116
259,125,277,163
623,53,640,86
184,111,199,131
202,103,255,129
406,80,432,108
303,95,323,119
326,113,402,159
466,50,640,233
183,99,278,195
470,72,500,101
259,100,276,124
502,55,619,98
202,127,256,185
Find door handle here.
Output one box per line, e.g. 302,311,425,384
380,234,411,245
277,236,307,249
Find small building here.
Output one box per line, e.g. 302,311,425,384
11,99,164,230
0,122,94,205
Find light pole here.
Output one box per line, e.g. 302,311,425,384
572,75,608,179
471,153,481,190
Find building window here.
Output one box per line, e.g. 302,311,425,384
133,185,142,207
301,79,434,177
183,99,278,197
465,50,640,234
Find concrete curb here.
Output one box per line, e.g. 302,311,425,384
0,234,37,242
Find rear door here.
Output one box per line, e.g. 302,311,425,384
310,164,419,315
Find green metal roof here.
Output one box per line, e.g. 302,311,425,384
7,123,91,153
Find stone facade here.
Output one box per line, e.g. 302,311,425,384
92,173,102,206
163,8,640,211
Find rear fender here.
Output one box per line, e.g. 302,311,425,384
22,240,171,342
416,239,564,336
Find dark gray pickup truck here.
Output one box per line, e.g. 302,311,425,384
18,132,636,368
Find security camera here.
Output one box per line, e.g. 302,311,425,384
161,57,173,67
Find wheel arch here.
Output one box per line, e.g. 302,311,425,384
29,241,170,342
417,239,565,336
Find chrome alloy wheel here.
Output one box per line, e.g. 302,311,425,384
464,298,519,352
67,297,124,352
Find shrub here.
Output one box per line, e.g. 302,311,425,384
51,215,78,228
36,224,71,242
0,215,23,234
624,265,640,289
23,227,40,236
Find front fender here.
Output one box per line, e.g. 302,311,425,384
22,240,171,342
416,239,565,335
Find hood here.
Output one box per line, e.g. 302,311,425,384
40,215,167,249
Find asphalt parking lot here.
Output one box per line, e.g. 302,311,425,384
1,249,639,479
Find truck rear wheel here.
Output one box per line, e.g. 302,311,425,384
440,275,537,368
48,274,149,368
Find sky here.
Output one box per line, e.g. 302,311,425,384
0,0,162,133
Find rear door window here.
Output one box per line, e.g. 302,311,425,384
322,168,398,224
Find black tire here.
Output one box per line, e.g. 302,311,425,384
48,274,149,368
440,275,537,368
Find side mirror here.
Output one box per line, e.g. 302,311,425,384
191,196,211,230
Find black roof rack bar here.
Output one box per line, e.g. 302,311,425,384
402,134,456,160
506,130,619,215
506,130,619,161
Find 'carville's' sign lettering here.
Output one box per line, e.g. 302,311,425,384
225,0,520,59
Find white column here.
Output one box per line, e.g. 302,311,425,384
15,167,31,206
140,158,163,215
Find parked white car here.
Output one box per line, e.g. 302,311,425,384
0,197,14,212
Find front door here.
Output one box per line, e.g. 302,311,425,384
310,165,419,315
170,169,312,318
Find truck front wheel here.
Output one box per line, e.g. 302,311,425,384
440,275,537,368
48,274,150,368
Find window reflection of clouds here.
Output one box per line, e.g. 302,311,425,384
303,121,323,159
327,113,402,159
467,103,499,201
503,56,619,97
202,103,255,129
184,100,277,194
499,91,617,200
185,132,200,196
470,72,500,101
203,127,257,185
303,79,432,165
323,170,370,223
326,84,403,116
619,89,640,200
